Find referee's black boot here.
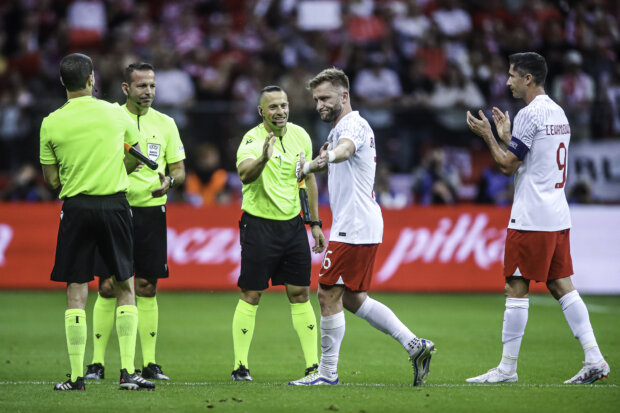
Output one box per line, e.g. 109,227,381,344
54,375,85,391
119,368,155,391
142,363,170,380
84,363,104,380
232,364,253,381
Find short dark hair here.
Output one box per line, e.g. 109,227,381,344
508,52,547,86
60,53,93,91
308,67,350,91
124,62,155,84
259,85,284,102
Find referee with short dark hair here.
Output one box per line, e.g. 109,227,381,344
231,85,326,382
40,53,154,391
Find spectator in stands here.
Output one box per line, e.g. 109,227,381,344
185,143,229,207
432,0,472,68
552,50,595,141
0,72,33,171
428,62,485,133
412,148,460,205
67,0,106,49
154,51,195,128
475,164,514,205
0,163,53,201
375,165,408,209
391,0,432,59
605,63,620,137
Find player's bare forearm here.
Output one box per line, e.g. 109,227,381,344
305,174,320,223
41,164,61,189
329,139,356,163
237,156,269,184
483,134,520,176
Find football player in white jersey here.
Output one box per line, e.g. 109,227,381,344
289,68,435,387
466,52,609,384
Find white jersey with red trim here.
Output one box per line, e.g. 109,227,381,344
509,94,571,231
326,111,383,244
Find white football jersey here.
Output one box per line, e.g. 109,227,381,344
326,111,383,244
508,95,571,231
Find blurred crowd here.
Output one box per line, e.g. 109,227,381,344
1,0,619,206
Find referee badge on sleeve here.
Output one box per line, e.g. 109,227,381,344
147,143,161,161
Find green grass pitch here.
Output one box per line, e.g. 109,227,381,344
0,291,617,412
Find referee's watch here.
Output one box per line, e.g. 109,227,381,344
167,176,176,188
310,220,322,228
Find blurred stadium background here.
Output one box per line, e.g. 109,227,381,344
1,0,619,294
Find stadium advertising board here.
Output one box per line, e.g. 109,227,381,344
0,204,618,293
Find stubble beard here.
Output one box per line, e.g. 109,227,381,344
321,103,342,124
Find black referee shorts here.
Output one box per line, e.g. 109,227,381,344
94,205,169,280
238,212,311,291
51,193,133,284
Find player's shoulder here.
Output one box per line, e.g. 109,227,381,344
148,107,176,125
336,111,371,135
239,124,265,147
516,96,556,125
287,122,311,139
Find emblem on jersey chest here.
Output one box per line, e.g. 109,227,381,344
147,143,161,161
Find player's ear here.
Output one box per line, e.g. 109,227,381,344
122,82,129,96
341,90,349,104
258,107,263,118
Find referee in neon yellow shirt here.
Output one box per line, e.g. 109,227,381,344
232,85,326,382
40,53,154,391
84,63,186,382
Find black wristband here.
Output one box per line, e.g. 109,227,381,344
310,220,322,228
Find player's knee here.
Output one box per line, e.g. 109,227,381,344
98,277,115,298
286,286,309,303
241,290,262,305
504,277,529,298
546,278,574,300
135,277,157,297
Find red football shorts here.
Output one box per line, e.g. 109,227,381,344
318,241,380,292
503,229,574,282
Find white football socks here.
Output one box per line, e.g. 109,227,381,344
498,297,529,375
354,297,417,355
559,290,604,363
319,312,345,379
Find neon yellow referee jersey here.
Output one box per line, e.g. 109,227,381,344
122,105,186,207
236,123,312,220
39,96,139,199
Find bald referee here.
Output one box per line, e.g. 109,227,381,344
40,53,154,391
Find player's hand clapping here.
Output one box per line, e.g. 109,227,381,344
466,110,493,140
491,107,511,142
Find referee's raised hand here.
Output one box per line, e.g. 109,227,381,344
262,132,277,160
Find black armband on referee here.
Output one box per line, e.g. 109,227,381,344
310,220,322,228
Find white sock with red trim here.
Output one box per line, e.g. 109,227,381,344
498,297,529,375
559,290,604,363
318,312,345,379
354,297,417,354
